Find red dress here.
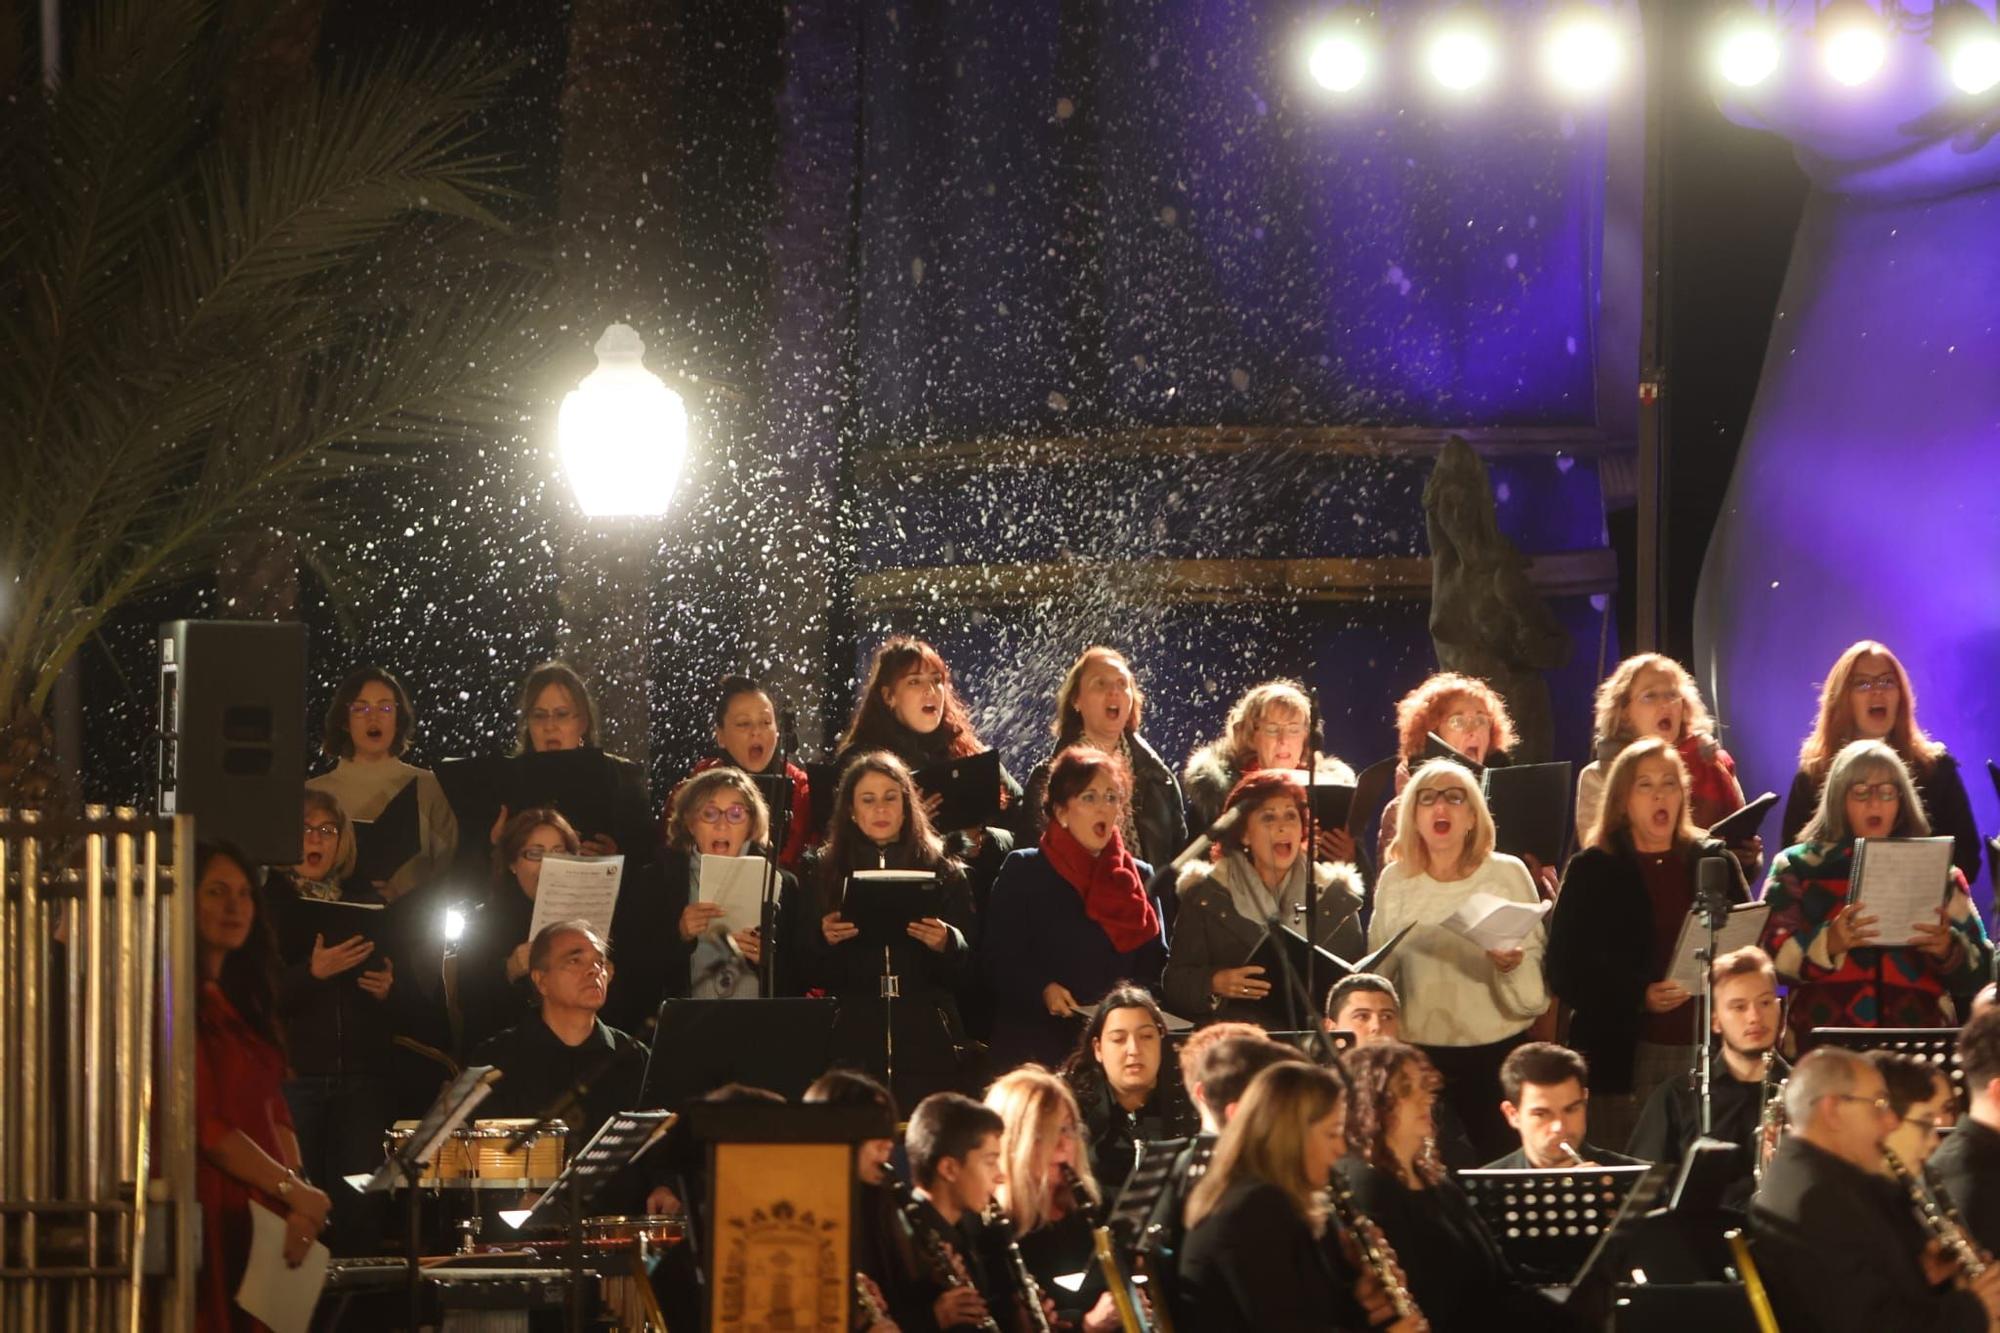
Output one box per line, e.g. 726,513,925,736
196,982,296,1332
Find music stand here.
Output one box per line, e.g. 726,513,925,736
501,1110,675,1333
640,997,837,1108
359,1065,500,1333
1455,1164,1652,1286
1564,1162,1678,1326
1804,1026,1965,1109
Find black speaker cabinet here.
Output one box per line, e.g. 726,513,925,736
158,620,307,865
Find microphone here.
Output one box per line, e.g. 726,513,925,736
1696,851,1735,920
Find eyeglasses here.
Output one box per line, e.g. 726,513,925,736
1441,712,1491,734
1071,790,1125,810
1633,690,1680,707
1846,782,1900,805
529,707,578,726
1903,1115,1944,1137
1257,722,1307,739
516,846,558,862
698,805,750,826
303,822,339,840
1414,788,1470,807
1850,674,1900,695
1830,1093,1892,1116
348,701,397,717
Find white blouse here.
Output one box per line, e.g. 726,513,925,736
1367,853,1549,1047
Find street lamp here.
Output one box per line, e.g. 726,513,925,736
557,323,689,518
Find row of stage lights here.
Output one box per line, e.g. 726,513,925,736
1303,4,2000,100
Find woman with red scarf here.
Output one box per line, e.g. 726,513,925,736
983,746,1170,1070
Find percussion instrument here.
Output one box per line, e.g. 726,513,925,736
383,1118,570,1189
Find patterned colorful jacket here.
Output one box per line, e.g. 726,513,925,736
1758,839,1990,1039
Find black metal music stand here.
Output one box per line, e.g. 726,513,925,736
360,1065,500,1333
503,1109,675,1333
1455,1163,1652,1286
1805,1026,1966,1108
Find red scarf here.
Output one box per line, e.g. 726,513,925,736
1040,821,1159,954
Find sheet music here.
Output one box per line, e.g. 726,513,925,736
1439,891,1551,952
1850,836,1956,948
1665,902,1771,991
699,854,777,933
527,853,624,943
237,1201,330,1333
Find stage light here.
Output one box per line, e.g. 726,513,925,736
444,907,466,942
1820,1,1888,87
1542,8,1624,97
1714,15,1782,88
1425,16,1499,93
557,323,689,520
1937,4,2000,96
1306,25,1373,94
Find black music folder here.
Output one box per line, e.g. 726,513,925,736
351,778,421,882
1706,790,1778,845
1422,731,1484,776
505,748,625,841
1247,921,1414,1009
279,896,388,953
1302,779,1355,832
1483,760,1572,867
913,750,1002,833
842,870,939,948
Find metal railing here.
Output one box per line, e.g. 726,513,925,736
0,808,197,1332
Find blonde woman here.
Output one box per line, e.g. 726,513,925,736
1378,672,1522,870
984,1066,1118,1331
1183,678,1357,862
1368,759,1548,1159
1546,738,1747,1146
1778,641,1981,887
1575,653,1756,872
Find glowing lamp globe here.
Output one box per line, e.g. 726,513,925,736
557,324,688,519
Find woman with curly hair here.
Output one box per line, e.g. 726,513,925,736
1575,653,1757,873
1337,1042,1565,1332
1182,678,1358,863
1776,641,1981,888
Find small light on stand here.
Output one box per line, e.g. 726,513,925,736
557,324,689,520
444,907,466,943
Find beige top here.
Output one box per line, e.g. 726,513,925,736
307,757,458,900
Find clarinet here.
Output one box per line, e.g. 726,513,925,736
985,1201,1054,1333
893,1182,1004,1333
1884,1146,1992,1278
854,1270,891,1329
1325,1173,1422,1322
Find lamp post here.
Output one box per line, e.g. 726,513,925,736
555,324,689,765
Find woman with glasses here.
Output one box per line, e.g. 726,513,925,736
1163,771,1366,1030
1367,760,1550,1159
605,768,800,1031
1183,679,1357,862
984,746,1170,1069
506,660,655,866
308,666,458,901
1871,1050,1957,1176
1759,739,1990,1045
1575,653,1758,874
1777,641,1981,888
454,807,581,1052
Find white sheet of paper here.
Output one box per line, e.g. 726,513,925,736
1440,891,1551,952
1666,902,1772,991
699,854,777,934
1850,837,1956,947
528,854,624,943
236,1201,329,1333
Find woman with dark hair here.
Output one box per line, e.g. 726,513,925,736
1182,678,1357,862
507,660,654,864
665,674,817,873
194,843,332,1331
1024,646,1188,874
1164,770,1366,1030
1547,737,1749,1147
450,807,580,1052
1057,982,1195,1192
1760,738,1991,1044
797,751,975,1106
983,746,1169,1070
1777,641,1981,887
1336,1042,1563,1332
308,665,458,900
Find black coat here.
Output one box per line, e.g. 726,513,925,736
452,880,539,1055
1749,1135,1985,1333
1069,1071,1200,1195
265,873,405,1079
1627,1053,1785,1204
794,841,976,1106
1545,834,1746,1094
1927,1115,2000,1262
1178,1179,1365,1333
1781,749,1982,889
1024,732,1189,879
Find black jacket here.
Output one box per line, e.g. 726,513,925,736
1069,1072,1200,1196
1627,1052,1786,1205
1178,1178,1365,1333
1927,1115,2000,1263
1781,749,1982,889
452,880,539,1055
1546,834,1746,1094
1749,1134,1985,1333
1025,732,1189,879
266,873,405,1078
794,841,976,1106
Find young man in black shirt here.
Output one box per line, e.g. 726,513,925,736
1486,1042,1643,1170
893,1092,1020,1332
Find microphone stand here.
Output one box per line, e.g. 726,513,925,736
1302,686,1324,1024
1692,854,1734,1136
757,709,799,997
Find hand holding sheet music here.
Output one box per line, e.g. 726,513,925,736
698,854,777,934
528,854,624,944
1440,892,1552,953
1849,837,1956,948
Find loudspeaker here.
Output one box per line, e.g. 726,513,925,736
158,620,308,865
